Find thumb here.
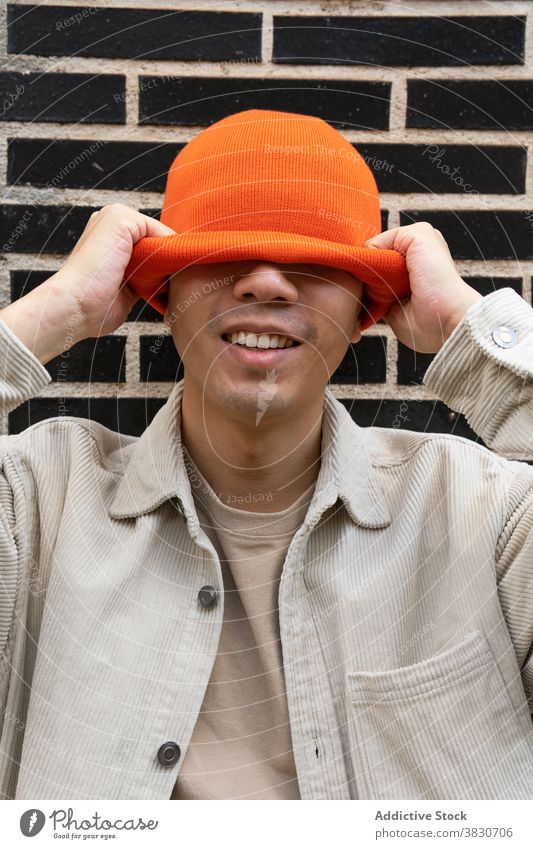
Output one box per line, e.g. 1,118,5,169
364,228,401,250
138,213,176,239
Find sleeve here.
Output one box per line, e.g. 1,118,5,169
0,315,52,416
494,463,533,709
0,314,52,657
423,287,533,461
423,288,533,704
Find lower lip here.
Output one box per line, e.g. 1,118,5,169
220,337,302,366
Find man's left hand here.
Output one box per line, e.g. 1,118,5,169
365,222,483,353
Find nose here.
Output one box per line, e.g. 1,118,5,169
231,262,300,304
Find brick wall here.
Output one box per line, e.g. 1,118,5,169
1,1,532,442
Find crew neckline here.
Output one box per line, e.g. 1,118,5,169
182,444,316,537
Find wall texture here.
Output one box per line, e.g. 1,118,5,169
1,1,532,442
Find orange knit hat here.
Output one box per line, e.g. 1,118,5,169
124,109,410,330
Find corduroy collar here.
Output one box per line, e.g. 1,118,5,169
108,379,391,531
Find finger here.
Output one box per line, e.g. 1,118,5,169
137,213,176,239
364,221,436,251
364,227,403,250
382,295,410,324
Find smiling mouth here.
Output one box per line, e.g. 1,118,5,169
221,332,301,349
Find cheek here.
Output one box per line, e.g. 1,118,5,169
304,334,343,380
166,279,207,337
171,318,197,358
310,302,358,372
172,309,213,364
329,293,363,341
315,294,357,340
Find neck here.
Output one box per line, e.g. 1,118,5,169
179,378,325,513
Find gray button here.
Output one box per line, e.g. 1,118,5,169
157,741,181,766
491,325,518,348
198,585,219,608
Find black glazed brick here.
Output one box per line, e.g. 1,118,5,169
273,16,525,67
399,211,533,260
1,209,162,257
140,335,184,382
10,271,162,322
330,336,387,384
1,205,99,253
126,300,164,323
397,347,436,387
10,270,54,297
139,207,162,219
397,277,523,386
7,139,183,193
341,398,482,444
461,276,522,297
0,204,165,258
0,72,125,124
46,337,126,383
138,76,390,129
7,5,261,61
5,142,417,206
352,143,526,195
8,396,165,437
407,80,533,130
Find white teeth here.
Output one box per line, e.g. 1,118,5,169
227,331,295,349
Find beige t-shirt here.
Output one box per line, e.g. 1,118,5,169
171,446,315,800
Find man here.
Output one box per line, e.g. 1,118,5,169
0,109,532,801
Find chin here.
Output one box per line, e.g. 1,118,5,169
214,376,298,418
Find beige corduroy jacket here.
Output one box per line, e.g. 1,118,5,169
1,287,533,801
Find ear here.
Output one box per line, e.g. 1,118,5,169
349,284,365,345
350,318,362,345
163,275,173,326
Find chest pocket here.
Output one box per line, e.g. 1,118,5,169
345,630,533,799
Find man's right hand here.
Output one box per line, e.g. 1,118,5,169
48,203,176,338
0,204,175,365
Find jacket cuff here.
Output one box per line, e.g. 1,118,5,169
423,288,533,445
0,315,52,414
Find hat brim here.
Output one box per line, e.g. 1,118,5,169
124,231,411,331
